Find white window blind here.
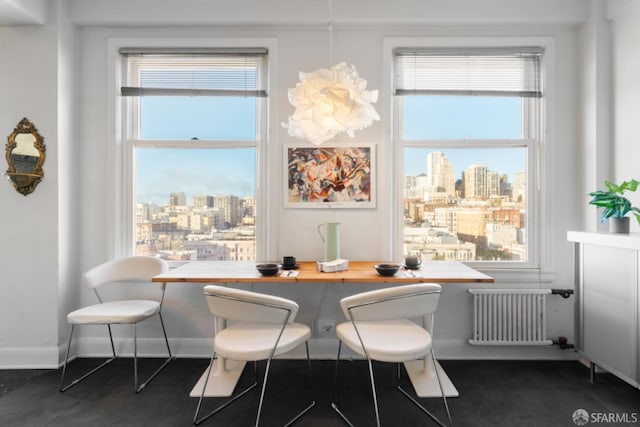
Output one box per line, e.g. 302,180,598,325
121,47,268,97
394,47,543,97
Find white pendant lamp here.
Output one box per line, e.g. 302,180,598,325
283,1,380,145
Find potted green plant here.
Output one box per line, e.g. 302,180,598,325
588,179,640,233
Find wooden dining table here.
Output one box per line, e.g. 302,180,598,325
153,259,494,284
153,260,494,398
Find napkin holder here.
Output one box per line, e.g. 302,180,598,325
316,258,349,273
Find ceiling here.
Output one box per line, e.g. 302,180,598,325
1,0,595,28
0,0,46,26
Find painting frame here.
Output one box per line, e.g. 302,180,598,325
284,143,376,209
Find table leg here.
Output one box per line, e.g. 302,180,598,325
190,357,246,397
189,316,246,397
404,355,458,398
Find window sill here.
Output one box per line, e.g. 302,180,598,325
474,267,556,284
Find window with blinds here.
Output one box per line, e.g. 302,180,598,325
120,48,268,97
121,48,268,141
396,46,544,267
394,47,543,98
119,47,267,261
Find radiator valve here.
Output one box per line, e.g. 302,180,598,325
551,289,574,299
552,336,574,349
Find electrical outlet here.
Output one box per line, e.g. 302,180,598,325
316,319,335,335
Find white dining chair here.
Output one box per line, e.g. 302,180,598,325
60,256,173,393
331,283,451,427
194,285,315,426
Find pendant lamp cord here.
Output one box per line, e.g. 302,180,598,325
328,0,334,64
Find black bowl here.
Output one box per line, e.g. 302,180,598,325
373,263,401,277
256,263,280,276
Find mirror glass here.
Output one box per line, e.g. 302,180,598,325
5,118,45,196
11,133,40,174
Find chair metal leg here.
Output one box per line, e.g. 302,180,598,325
135,312,174,393
193,353,259,425
331,340,343,406
60,324,118,393
59,324,75,391
61,313,173,394
431,349,452,426
134,323,139,391
396,352,452,427
107,324,116,355
331,341,355,427
365,356,381,427
159,312,173,358
193,351,215,424
283,341,316,427
331,349,381,426
332,345,452,427
255,342,315,427
255,353,274,425
194,346,315,426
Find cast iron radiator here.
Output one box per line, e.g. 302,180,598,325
468,289,554,346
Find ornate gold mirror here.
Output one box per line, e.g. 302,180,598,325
5,118,45,196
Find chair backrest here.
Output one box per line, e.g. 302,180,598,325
340,283,441,321
83,256,169,289
204,285,299,324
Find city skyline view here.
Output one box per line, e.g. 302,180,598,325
136,147,524,208
404,147,525,182
134,95,525,206
403,148,527,263
136,147,256,206
401,94,529,263
134,89,530,263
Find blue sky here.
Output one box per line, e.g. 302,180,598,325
403,96,524,179
136,97,257,205
136,95,524,205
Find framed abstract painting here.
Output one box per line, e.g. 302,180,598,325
284,144,376,208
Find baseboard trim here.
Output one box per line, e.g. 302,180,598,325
71,337,581,361
0,337,578,369
434,339,578,360
0,346,61,369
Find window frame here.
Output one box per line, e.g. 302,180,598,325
387,37,554,272
108,38,276,261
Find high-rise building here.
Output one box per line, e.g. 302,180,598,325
136,203,150,223
426,151,455,195
242,196,256,217
499,174,512,197
213,194,240,228
512,170,526,203
193,195,214,209
487,170,500,197
405,174,428,199
463,164,488,199
169,192,187,208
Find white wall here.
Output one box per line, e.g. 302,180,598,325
609,1,640,202
579,0,612,233
55,0,80,367
2,0,625,367
0,1,76,368
578,0,640,233
73,2,583,362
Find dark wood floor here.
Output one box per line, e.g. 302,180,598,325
1,358,639,426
